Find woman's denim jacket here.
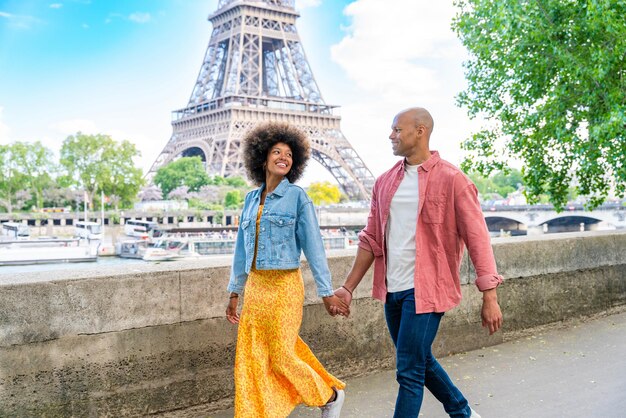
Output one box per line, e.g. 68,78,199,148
227,178,334,298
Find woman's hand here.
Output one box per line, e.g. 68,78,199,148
226,295,240,324
323,295,350,318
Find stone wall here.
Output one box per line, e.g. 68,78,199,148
0,231,625,417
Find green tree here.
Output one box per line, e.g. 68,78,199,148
101,140,144,209
0,144,28,212
154,156,210,197
453,0,626,210
307,181,342,206
209,175,227,186
224,189,244,208
468,169,522,199
59,132,143,209
225,176,248,188
11,141,56,210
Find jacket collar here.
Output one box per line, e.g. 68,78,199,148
260,177,290,197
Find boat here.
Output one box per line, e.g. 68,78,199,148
116,229,358,262
116,239,181,262
0,238,98,266
149,234,236,259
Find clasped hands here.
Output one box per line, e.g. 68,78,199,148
226,286,354,323
323,286,353,317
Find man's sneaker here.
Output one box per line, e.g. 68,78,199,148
320,388,345,418
470,408,481,418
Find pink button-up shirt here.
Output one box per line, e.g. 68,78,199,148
358,151,503,313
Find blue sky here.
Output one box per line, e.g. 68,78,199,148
0,0,478,185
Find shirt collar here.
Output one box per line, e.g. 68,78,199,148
403,150,440,172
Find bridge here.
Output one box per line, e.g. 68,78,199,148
481,202,626,234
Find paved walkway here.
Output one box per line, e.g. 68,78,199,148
205,309,625,418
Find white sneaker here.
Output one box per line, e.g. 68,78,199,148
320,389,345,418
470,408,481,418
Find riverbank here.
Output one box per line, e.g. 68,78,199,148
1,231,624,417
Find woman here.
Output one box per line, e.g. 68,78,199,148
226,122,348,418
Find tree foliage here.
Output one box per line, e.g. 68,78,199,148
0,144,27,212
224,189,244,208
307,181,342,206
0,142,57,212
453,0,626,210
154,157,210,197
468,168,523,198
11,141,56,210
59,132,144,209
101,139,145,210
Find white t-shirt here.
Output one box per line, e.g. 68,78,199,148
385,162,420,292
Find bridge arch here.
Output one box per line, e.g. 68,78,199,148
541,215,603,233
484,216,527,236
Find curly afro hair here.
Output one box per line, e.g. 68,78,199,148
243,122,311,186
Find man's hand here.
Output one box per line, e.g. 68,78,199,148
334,286,353,307
481,289,502,335
323,294,350,317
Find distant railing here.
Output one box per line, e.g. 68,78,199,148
172,95,337,121
481,202,626,212
218,0,295,10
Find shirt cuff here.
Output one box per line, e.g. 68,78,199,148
357,234,383,257
475,274,504,291
318,288,334,298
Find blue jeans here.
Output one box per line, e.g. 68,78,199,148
385,288,471,418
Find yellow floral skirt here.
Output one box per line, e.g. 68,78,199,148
234,268,345,418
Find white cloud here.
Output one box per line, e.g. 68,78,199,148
50,119,99,136
0,11,13,18
331,0,464,100
326,0,479,176
128,12,151,24
81,23,89,29
49,3,63,9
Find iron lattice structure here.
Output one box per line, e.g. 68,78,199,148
147,0,375,199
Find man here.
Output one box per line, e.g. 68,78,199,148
334,107,503,418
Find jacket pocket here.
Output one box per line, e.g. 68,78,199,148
422,196,446,224
268,215,296,244
267,215,298,263
240,219,252,246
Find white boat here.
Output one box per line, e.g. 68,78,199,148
149,234,236,259
74,221,103,241
116,239,180,262
0,238,98,266
116,230,358,262
149,232,356,259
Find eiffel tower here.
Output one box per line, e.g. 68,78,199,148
147,0,375,200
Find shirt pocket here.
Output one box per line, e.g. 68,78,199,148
422,196,446,224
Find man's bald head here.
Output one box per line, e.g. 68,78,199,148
389,107,434,165
398,107,434,137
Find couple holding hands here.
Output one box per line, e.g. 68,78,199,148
226,107,503,418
